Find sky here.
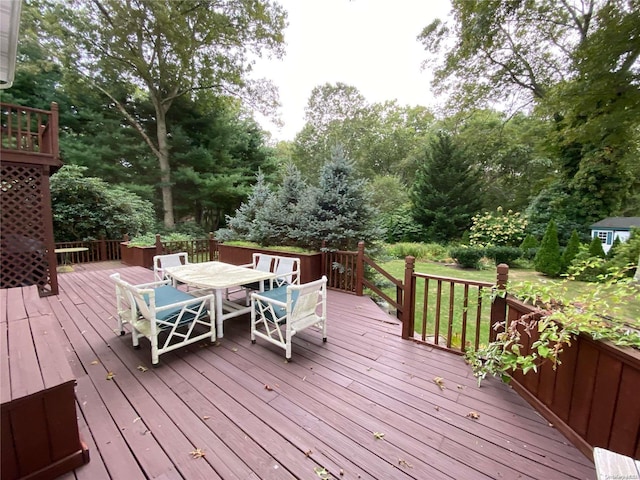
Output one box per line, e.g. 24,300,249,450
251,0,452,142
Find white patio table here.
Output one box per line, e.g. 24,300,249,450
164,261,276,338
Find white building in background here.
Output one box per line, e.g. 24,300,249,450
590,217,640,254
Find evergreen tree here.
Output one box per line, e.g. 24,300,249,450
588,236,607,259
224,171,273,242
296,145,383,250
561,229,581,273
607,236,622,259
255,163,308,246
410,131,482,243
535,220,562,277
519,234,539,260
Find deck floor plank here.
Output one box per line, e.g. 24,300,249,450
4,264,595,480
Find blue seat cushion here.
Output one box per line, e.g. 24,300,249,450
242,280,276,292
145,285,207,327
255,286,299,323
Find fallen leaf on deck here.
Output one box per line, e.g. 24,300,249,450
137,365,148,372
467,411,480,420
433,377,445,390
90,360,99,365
304,449,312,457
106,372,115,380
231,347,238,352
435,406,440,411
203,416,210,420
189,448,206,459
373,432,385,440
457,384,465,390
314,467,330,479
398,459,413,468
264,384,274,391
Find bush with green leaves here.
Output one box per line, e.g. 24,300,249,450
561,229,581,273
588,236,606,258
127,232,193,247
384,242,449,261
484,246,522,266
469,207,528,247
466,263,640,385
51,165,155,242
534,220,562,277
379,205,426,243
449,246,485,269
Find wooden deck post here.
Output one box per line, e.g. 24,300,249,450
155,234,162,255
355,241,365,296
489,263,509,342
401,256,416,339
321,240,327,278
99,236,107,261
208,232,217,261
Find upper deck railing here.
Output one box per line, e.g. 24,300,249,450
0,102,60,164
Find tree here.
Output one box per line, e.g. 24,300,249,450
562,229,582,272
588,236,607,259
223,170,273,242
41,0,286,228
296,145,383,251
420,1,640,220
50,165,155,242
410,131,482,242
254,163,308,246
535,220,563,277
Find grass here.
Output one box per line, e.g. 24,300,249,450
369,260,640,349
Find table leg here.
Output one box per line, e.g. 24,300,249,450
215,288,224,338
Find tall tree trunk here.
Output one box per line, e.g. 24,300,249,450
155,102,175,228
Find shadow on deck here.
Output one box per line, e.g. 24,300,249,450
3,263,595,480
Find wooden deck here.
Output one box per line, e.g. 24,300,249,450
2,263,596,480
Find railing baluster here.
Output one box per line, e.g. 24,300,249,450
421,278,429,341
447,282,454,349
434,280,442,345
475,287,483,350
461,284,469,352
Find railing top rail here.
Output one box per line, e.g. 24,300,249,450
413,271,494,288
364,254,402,288
1,103,54,115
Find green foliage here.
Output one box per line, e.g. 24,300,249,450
297,145,384,251
519,234,539,260
608,236,622,259
534,220,562,277
562,230,581,273
127,232,193,247
608,228,640,276
223,170,273,242
469,207,527,247
449,246,485,269
379,205,426,243
588,237,607,259
51,165,155,242
410,131,482,242
484,246,522,267
384,243,449,262
466,264,640,386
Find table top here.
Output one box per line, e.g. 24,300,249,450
165,261,276,289
54,247,89,253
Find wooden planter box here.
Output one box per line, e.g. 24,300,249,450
120,242,157,269
504,297,640,460
218,244,322,284
1,290,89,479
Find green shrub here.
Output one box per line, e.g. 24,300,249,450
519,234,539,260
608,228,640,277
385,242,449,261
588,236,606,258
449,246,485,269
128,232,193,247
607,236,622,259
534,220,562,277
561,229,581,273
484,246,522,266
469,207,528,246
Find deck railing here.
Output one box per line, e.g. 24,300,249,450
1,103,59,158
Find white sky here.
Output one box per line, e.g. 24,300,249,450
251,0,452,142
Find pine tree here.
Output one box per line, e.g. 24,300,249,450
255,163,307,246
410,131,482,243
535,220,562,277
561,229,581,272
225,170,273,242
588,236,606,259
296,145,383,250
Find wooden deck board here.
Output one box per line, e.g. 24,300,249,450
4,264,596,480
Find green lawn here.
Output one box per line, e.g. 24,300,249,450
369,260,639,347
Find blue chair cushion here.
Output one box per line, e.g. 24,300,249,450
145,285,207,327
255,286,299,323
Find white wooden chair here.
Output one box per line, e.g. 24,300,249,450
241,253,300,304
110,273,215,365
250,275,327,360
153,252,189,281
